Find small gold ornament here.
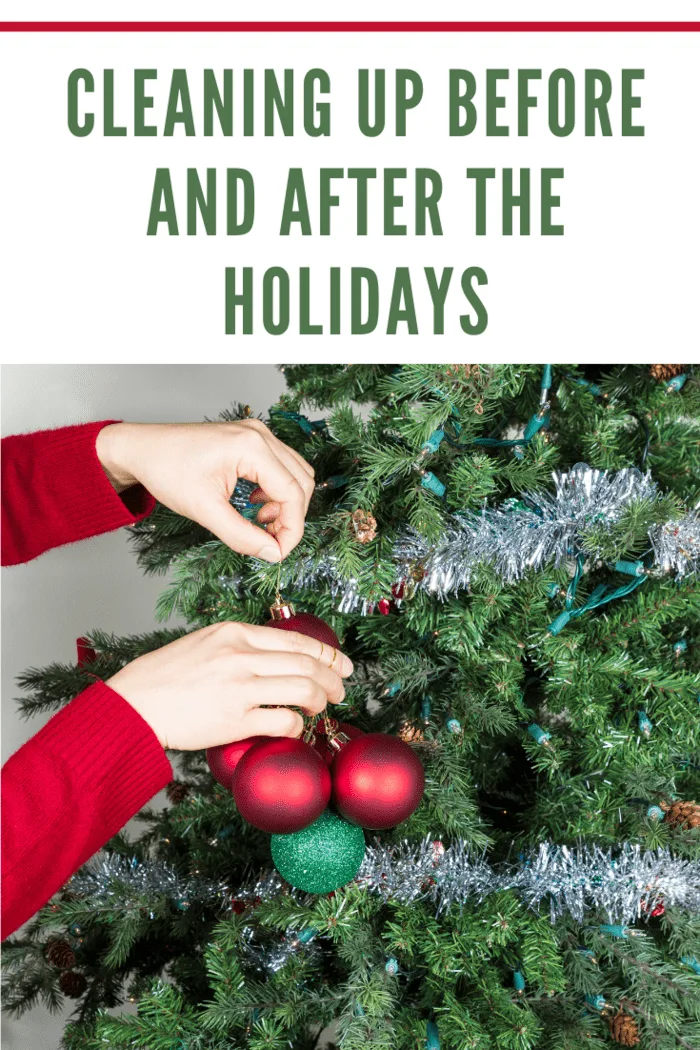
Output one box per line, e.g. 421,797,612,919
268,598,296,621
649,363,684,382
661,798,700,830
350,509,378,544
397,561,425,600
608,1010,640,1046
268,563,296,621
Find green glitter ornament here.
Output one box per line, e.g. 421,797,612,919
271,809,365,893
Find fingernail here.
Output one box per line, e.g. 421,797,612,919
341,655,354,675
262,544,282,562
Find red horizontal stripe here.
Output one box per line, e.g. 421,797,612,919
1,21,699,33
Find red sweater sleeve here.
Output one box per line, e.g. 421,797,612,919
1,682,173,939
1,421,167,937
1,421,155,566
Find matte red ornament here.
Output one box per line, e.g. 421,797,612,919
206,737,270,789
266,611,340,650
232,738,331,833
378,598,392,616
332,733,425,830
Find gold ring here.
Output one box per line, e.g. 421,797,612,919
319,642,327,663
331,647,340,669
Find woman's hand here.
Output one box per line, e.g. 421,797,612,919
96,420,314,562
106,622,353,751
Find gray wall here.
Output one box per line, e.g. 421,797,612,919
1,365,287,1049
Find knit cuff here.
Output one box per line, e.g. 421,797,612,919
38,681,173,825
35,421,156,539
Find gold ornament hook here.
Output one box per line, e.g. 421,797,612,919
269,562,295,620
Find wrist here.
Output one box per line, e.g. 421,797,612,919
106,669,168,749
96,423,139,493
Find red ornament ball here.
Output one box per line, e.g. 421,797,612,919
312,721,365,767
206,737,270,788
232,738,331,833
266,612,340,650
332,733,425,830
378,598,392,616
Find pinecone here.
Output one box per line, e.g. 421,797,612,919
44,939,76,970
649,363,684,382
398,721,424,743
661,799,700,830
608,1010,640,1046
59,970,87,998
350,509,378,544
443,364,480,380
166,780,191,805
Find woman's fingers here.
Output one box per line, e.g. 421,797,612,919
245,653,345,704
268,443,315,509
250,459,312,530
195,491,283,562
242,706,305,739
255,500,282,526
238,441,306,559
237,624,353,677
237,419,313,515
246,675,329,716
239,419,315,485
268,433,315,480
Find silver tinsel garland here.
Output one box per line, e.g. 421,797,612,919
68,842,700,928
273,465,699,612
357,840,700,924
68,854,230,912
239,921,322,974
649,509,700,580
396,465,656,596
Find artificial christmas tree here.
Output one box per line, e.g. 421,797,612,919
3,364,700,1049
